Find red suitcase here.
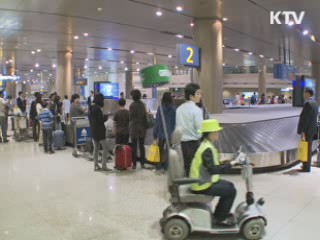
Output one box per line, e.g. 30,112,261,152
115,145,132,170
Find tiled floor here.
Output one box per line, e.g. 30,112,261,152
1,138,320,240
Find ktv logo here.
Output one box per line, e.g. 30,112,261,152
270,11,305,25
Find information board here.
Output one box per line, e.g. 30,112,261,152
177,44,201,68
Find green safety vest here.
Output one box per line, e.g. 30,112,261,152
190,140,220,191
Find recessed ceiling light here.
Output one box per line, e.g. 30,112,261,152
107,48,113,51
49,74,52,76
30,69,34,72
84,65,88,69
97,7,103,12
175,66,178,69
31,51,35,54
137,68,140,72
259,55,264,58
74,35,79,40
234,48,240,52
83,33,89,37
99,66,102,70
136,62,139,65
147,52,154,55
270,58,274,61
303,30,309,35
222,63,226,66
52,64,56,68
125,67,128,71
37,49,41,52
85,58,89,61
190,22,194,27
37,73,40,76
130,50,135,54
248,52,253,55
176,34,184,39
120,61,124,64
176,6,183,12
223,17,228,21
35,63,39,68
23,81,26,84
156,11,163,16
168,55,172,58
5,61,9,64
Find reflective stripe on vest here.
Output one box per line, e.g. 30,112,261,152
190,140,220,191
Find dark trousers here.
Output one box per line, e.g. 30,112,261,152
156,139,169,171
181,140,200,176
132,137,145,166
43,128,53,152
194,180,237,221
0,116,8,141
32,119,40,141
116,134,129,145
302,137,313,172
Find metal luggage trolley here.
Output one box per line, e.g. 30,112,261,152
71,117,93,159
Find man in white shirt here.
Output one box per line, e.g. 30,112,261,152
62,95,71,122
0,91,8,142
176,83,203,176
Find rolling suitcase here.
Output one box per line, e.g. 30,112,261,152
115,145,132,170
53,130,66,150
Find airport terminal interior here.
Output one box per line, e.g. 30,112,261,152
2,0,320,240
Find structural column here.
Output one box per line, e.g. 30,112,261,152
125,71,133,98
194,19,223,114
258,65,267,97
312,62,320,103
56,51,73,98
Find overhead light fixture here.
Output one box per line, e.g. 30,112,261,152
147,52,154,55
35,63,39,68
97,7,103,11
190,22,194,27
156,11,163,16
52,64,56,68
176,34,184,39
303,30,309,35
137,68,140,72
168,55,172,58
31,51,35,54
288,21,294,26
125,67,128,71
176,6,183,12
248,52,253,55
37,49,41,52
99,66,102,70
175,66,178,69
84,65,88,69
130,50,135,54
222,63,226,66
83,33,89,37
37,73,40,76
5,61,9,64
74,35,79,40
259,55,264,58
270,58,274,61
85,58,89,61
30,69,34,72
222,17,228,21
49,74,52,76
120,61,124,64
136,62,139,65
234,48,240,52
310,35,316,42
107,48,113,51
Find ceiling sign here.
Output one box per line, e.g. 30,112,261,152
177,44,201,68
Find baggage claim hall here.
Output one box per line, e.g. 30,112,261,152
1,1,320,240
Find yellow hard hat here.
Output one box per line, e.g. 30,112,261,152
198,119,223,133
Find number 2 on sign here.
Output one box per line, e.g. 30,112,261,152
187,47,194,64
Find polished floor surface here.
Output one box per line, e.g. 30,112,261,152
1,138,320,240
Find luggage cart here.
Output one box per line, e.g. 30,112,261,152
14,115,31,142
71,117,93,160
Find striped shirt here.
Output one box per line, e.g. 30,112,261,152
37,108,54,129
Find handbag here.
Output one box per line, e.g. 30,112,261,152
147,144,160,163
146,112,155,129
298,140,308,162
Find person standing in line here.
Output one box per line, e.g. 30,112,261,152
196,99,210,120
129,89,148,169
16,91,26,115
153,92,176,174
234,93,240,105
120,92,125,99
87,91,94,106
5,96,14,132
70,94,85,118
250,92,257,105
297,88,319,172
37,102,54,154
30,92,41,142
0,91,9,143
259,93,266,105
89,93,113,172
176,83,203,176
113,98,130,145
62,95,71,123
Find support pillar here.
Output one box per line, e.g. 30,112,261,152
194,19,223,114
125,71,133,98
258,65,267,98
56,51,73,98
6,82,16,98
312,62,320,104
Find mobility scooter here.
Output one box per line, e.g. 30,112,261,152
160,129,267,240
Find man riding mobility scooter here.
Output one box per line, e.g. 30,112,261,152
160,119,267,240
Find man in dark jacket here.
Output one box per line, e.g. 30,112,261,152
297,88,319,172
89,93,113,172
30,92,40,141
17,91,26,114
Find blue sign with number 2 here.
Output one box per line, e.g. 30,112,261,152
177,44,201,68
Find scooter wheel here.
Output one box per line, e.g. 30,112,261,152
164,218,190,240
241,218,265,240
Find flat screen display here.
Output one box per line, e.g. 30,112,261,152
94,82,119,99
303,77,316,100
